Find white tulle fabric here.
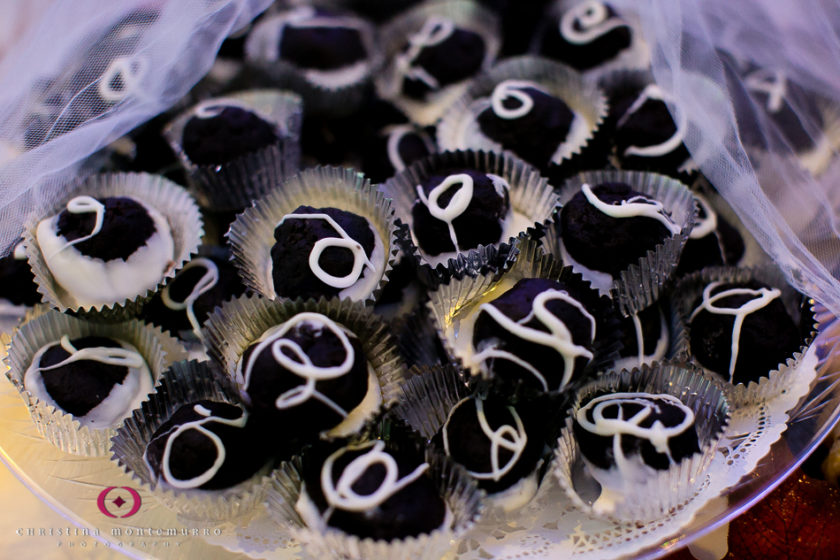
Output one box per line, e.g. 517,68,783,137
1,0,840,315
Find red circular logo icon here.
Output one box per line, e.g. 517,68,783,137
97,486,142,518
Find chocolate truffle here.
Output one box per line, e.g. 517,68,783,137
0,241,41,307
676,193,745,275
182,104,278,166
613,304,670,372
277,8,368,72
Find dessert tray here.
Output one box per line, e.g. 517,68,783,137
1,303,839,560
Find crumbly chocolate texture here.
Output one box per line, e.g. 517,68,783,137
301,440,447,541
279,18,367,70
611,88,690,171
573,392,701,471
241,320,370,438
537,4,632,71
617,304,667,359
182,106,278,165
477,85,574,168
0,247,41,306
270,206,377,299
145,400,267,490
411,169,510,256
142,252,246,334
56,196,156,261
38,336,129,417
472,278,596,392
401,26,486,99
688,280,801,385
434,395,546,494
560,182,672,277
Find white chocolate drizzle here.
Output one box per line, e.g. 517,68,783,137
472,289,596,391
628,309,668,368
689,280,782,382
321,440,429,513
47,196,106,259
745,68,787,113
98,56,146,103
442,397,527,481
491,80,541,120
276,213,375,290
560,0,627,45
385,124,434,172
241,313,357,418
576,392,695,476
617,84,688,159
395,16,456,91
38,335,145,372
415,173,475,253
690,194,718,239
581,183,681,235
161,257,219,338
150,403,248,489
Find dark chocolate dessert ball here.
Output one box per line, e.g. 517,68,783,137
237,313,376,440
676,193,745,276
411,169,510,256
143,400,267,490
471,278,597,392
688,280,801,385
182,105,278,165
0,241,41,306
398,18,486,99
279,14,367,71
537,1,632,71
298,439,448,540
56,196,155,261
270,206,379,300
436,394,546,495
560,182,678,277
477,80,575,168
574,392,701,471
615,303,669,367
362,124,436,183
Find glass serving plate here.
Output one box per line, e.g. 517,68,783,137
1,304,839,560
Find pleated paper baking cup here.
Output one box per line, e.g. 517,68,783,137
5,311,187,456
374,0,502,126
437,55,608,173
545,169,697,316
228,166,398,305
163,89,303,211
23,172,203,319
265,435,484,560
244,7,381,117
554,360,729,522
670,265,818,407
380,149,559,284
426,239,622,397
203,294,407,438
110,360,273,521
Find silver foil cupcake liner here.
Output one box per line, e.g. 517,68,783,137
554,360,730,522
545,168,698,316
265,436,484,560
110,360,273,521
228,166,398,305
670,265,818,407
244,7,381,117
5,311,187,456
437,55,609,171
426,239,622,396
23,172,204,319
163,89,303,211
374,0,502,126
380,149,559,285
202,294,407,439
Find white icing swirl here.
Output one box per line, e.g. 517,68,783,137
690,193,718,239
442,397,527,481
45,196,106,259
617,84,688,159
560,0,626,45
321,440,429,513
576,392,695,474
240,313,357,418
385,124,434,172
471,288,596,392
24,335,152,429
161,257,219,338
689,280,782,382
98,56,146,103
581,182,681,235
745,68,787,113
490,80,539,120
276,213,375,290
394,16,456,91
147,403,248,489
415,173,474,253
